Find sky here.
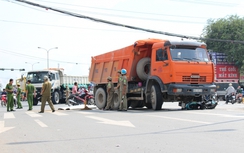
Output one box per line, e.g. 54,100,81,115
0,0,244,89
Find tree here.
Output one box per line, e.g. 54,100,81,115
202,15,244,69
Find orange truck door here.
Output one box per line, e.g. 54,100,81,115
151,48,171,83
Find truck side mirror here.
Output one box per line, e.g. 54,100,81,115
48,74,52,81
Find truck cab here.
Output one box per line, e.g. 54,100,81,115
26,69,64,105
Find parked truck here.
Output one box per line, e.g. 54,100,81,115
89,38,216,110
20,68,89,105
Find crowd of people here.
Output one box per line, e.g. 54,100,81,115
1,77,55,113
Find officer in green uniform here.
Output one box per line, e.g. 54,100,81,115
5,79,14,112
115,70,122,109
26,80,36,111
119,69,128,111
39,76,55,113
104,76,115,110
16,84,23,109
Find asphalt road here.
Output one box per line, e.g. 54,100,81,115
1,101,244,153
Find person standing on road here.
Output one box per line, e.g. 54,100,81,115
16,84,23,109
65,85,71,106
104,76,115,110
39,76,55,113
5,79,15,112
118,69,128,111
115,70,122,109
26,80,36,111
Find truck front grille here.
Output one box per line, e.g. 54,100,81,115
182,76,206,83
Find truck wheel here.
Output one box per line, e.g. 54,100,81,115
151,84,163,110
52,91,60,104
136,57,151,81
113,93,120,109
33,98,38,105
95,88,106,109
145,103,152,109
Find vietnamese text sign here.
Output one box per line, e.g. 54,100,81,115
215,65,239,79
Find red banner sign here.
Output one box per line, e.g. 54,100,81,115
215,65,239,79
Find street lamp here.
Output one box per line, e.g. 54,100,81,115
25,62,40,70
38,47,58,69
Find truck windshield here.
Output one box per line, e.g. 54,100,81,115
170,47,209,62
26,72,48,83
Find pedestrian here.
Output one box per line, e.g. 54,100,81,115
104,76,114,110
26,80,36,111
118,69,128,111
16,84,23,109
72,82,79,95
65,85,71,106
39,76,55,113
115,70,122,109
5,79,15,112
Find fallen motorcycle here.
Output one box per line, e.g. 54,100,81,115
68,92,94,106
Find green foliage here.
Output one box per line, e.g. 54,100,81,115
202,15,244,69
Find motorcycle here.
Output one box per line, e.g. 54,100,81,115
236,93,243,103
68,91,95,106
1,95,7,107
202,94,218,109
225,92,236,104
185,94,218,110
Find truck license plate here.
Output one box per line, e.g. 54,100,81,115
193,89,202,92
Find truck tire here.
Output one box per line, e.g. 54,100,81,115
151,84,163,110
52,91,60,104
33,98,38,106
145,103,152,109
113,93,120,109
95,88,106,109
136,57,151,81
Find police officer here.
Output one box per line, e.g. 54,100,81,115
119,69,128,111
115,70,122,109
5,79,14,112
104,76,114,110
26,80,36,111
39,76,55,113
16,84,23,109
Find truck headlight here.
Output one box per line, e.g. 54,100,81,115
173,88,182,92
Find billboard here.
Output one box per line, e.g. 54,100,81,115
215,65,239,79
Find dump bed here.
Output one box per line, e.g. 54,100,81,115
89,39,165,84
62,75,89,85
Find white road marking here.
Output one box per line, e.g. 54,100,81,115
183,111,244,118
148,115,212,124
77,112,95,115
34,119,48,127
87,116,135,127
25,111,42,117
50,111,68,116
0,121,15,134
4,113,15,119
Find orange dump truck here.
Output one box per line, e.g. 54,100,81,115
89,38,216,110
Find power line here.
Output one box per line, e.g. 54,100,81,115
12,0,244,44
33,0,239,15
0,49,90,65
